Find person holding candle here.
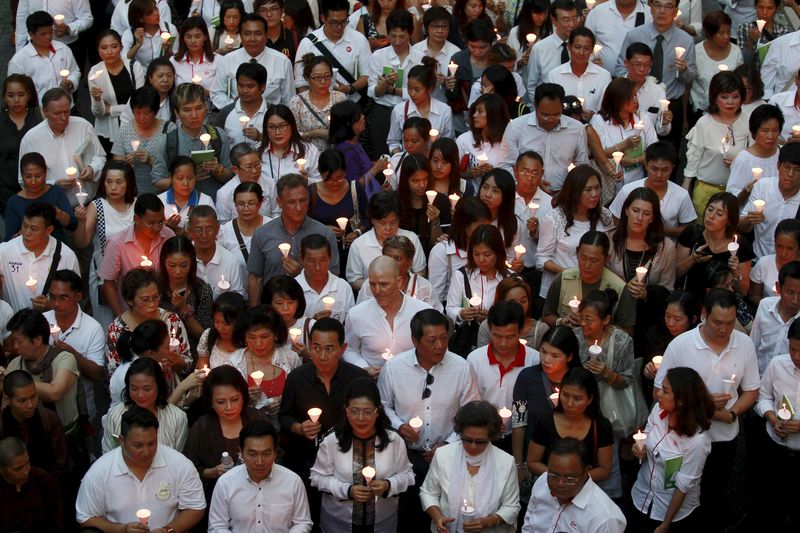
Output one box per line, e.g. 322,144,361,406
676,192,754,298
257,103,321,184
536,165,613,302
0,75,41,217
156,156,215,232
196,292,246,368
766,70,800,143
230,305,301,422
210,0,244,55
88,30,146,154
407,7,459,104
110,0,173,40
121,0,178,68
620,43,673,139
420,400,520,532
584,0,651,77
479,168,522,264
289,55,346,152
4,152,77,243
297,234,356,322
310,377,415,531
396,154,451,255
169,17,219,93
15,0,93,52
187,206,247,301
218,181,268,263
384,117,434,191
523,0,579,95
102,356,189,453
642,290,701,383
738,142,800,259
133,57,176,124
653,288,760,532
430,137,473,198
78,406,206,532
507,0,552,74
748,218,800,304
478,276,549,349
214,143,278,225
449,0,502,50
749,261,800,376
467,50,527,119
726,105,782,197
736,0,791,68
262,274,315,357
329,100,388,195
457,94,510,193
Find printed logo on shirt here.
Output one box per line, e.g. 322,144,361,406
346,47,352,53
156,482,171,501
7,261,22,274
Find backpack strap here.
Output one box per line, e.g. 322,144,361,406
459,267,472,300
42,240,62,295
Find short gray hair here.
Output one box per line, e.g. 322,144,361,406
276,173,308,198
230,142,259,168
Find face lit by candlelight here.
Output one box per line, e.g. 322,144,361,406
242,434,276,482
346,396,380,438
270,294,299,326
578,305,609,339
657,377,676,412
211,384,244,421
559,383,592,418
539,342,573,378
188,215,219,251
120,426,158,470
774,233,800,269
127,373,159,411
21,215,54,252
489,323,522,359
245,326,276,358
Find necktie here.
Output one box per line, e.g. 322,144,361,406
560,41,569,64
651,34,665,83
250,58,258,63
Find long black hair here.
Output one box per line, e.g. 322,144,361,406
335,377,393,453
259,104,307,159
207,292,247,351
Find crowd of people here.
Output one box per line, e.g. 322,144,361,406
0,0,799,531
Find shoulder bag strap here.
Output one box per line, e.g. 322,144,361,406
42,240,62,295
95,198,107,255
297,93,329,128
232,219,249,263
307,35,357,84
459,267,472,299
304,316,312,343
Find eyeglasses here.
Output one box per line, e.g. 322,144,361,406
430,24,449,31
310,74,333,82
781,162,800,176
325,18,348,28
546,472,581,485
517,169,542,178
239,161,262,173
267,123,290,132
651,2,677,10
235,201,259,209
135,294,161,305
557,16,580,24
461,437,490,447
347,407,379,418
421,372,434,400
143,220,166,229
190,226,217,235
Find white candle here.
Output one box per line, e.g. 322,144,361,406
577,97,585,106
26,275,37,293
674,47,686,78
409,416,423,429
296,158,307,171
526,33,536,44
528,202,540,216
362,466,376,484
136,509,151,526
721,135,732,154
499,407,512,423
289,327,302,342
586,0,596,8
251,370,264,386
131,139,140,151
383,166,393,178
160,31,171,44
468,295,482,308
224,35,235,46
514,244,526,259
568,296,580,314
461,500,476,518
429,128,439,142
633,122,644,134
336,217,349,231
54,14,65,23
169,326,180,349
217,275,230,290
612,151,624,171
722,374,736,395
278,242,291,257
635,266,648,282
792,125,800,136
727,234,739,256
753,199,765,213
659,99,670,113
519,339,528,346
633,430,647,463
751,167,763,181
426,190,437,205
308,407,322,423
66,166,78,180
448,193,460,208
476,152,489,162
322,296,336,311
191,74,202,84
549,391,559,407
448,61,457,76
50,323,61,340
756,19,766,32
139,255,153,268
568,162,576,172
381,348,394,361
199,365,210,376
593,44,602,55
777,407,791,422
200,133,211,149
59,69,70,81
652,355,663,370
239,115,250,129
588,341,602,359
717,64,729,71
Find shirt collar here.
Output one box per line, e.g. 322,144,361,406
111,445,167,477
487,343,527,369
568,476,596,509
691,324,739,353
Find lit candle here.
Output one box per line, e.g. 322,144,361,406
289,327,302,343
169,326,180,349
612,151,624,171
50,323,61,340
792,125,800,137
217,275,231,290
224,35,235,46
722,374,736,395
674,47,686,78
588,340,603,359
139,255,153,268
25,275,37,293
429,128,439,142
593,44,602,55
250,370,264,386
756,19,766,32
383,166,393,178
499,407,512,424
336,217,348,231
659,99,670,113
296,158,307,171
727,234,739,257
675,9,681,19
76,180,88,206
136,509,151,526
526,33,536,45
362,466,376,484
577,97,584,106
239,115,250,129
753,199,766,213
717,64,729,71
528,202,540,216
191,74,202,84
549,389,559,407
635,266,648,282
199,365,210,376
160,31,171,45
322,296,336,311
567,162,576,172
448,61,457,76
409,416,423,429
308,407,322,423
633,430,647,462
514,244,526,260
54,14,65,24
586,0,596,8
381,348,394,361
461,500,476,519
633,122,644,134
448,193,460,208
131,139,140,151
59,69,70,81
468,295,482,308
278,242,291,257
476,152,489,162
66,167,78,182
200,133,211,149
652,355,663,370
751,167,763,181
568,296,580,314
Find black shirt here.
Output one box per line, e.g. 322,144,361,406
677,224,755,295
279,360,368,477
0,108,41,211
266,25,298,61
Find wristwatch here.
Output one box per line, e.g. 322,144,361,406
165,527,176,533
728,410,738,423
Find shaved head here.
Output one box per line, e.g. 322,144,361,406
369,255,399,277
368,255,402,308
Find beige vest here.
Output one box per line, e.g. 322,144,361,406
557,267,626,317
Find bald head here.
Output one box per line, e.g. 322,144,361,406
369,255,399,277
368,255,403,308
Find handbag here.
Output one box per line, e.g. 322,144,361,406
597,333,649,438
448,268,480,356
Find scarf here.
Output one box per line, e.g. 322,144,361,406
446,442,500,530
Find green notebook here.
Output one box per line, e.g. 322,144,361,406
757,42,771,65
191,149,216,164
624,140,644,170
383,66,404,89
664,454,684,490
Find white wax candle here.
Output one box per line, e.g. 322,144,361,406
224,35,235,45
425,190,437,204
251,370,264,386
568,296,580,314
139,256,153,268
409,416,423,429
593,44,602,55
279,242,291,257
652,355,663,370
160,31,171,44
66,167,78,180
308,407,322,423
528,202,540,216
633,430,646,451
217,275,230,290
131,139,140,151
612,151,624,169
336,217,349,230
322,296,335,310
526,33,536,44
753,199,765,213
449,193,460,208
200,133,211,148
499,407,512,423
756,19,766,32
50,323,61,340
727,235,739,256
469,295,482,307
429,128,439,142
751,167,763,181
54,14,65,23
448,61,457,76
476,152,489,162
239,115,250,128
296,158,307,171
59,69,70,80
362,466,376,483
635,266,648,282
136,509,151,526
381,349,393,361
289,327,302,342
549,391,559,407
588,341,602,359
191,75,202,84
26,275,37,293
514,244,526,259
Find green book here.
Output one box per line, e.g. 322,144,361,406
664,454,684,490
624,140,644,170
383,66,404,89
757,42,771,65
191,149,216,164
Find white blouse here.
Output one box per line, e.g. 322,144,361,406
725,148,780,196
88,61,146,139
684,113,751,186
428,241,469,305
229,346,302,409
218,216,269,264
756,354,800,450
589,112,659,185
750,254,779,297
446,267,504,323
690,43,744,112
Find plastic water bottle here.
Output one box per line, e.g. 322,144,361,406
221,452,234,471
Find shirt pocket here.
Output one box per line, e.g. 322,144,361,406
268,502,293,528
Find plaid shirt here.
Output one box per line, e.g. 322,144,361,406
736,20,792,60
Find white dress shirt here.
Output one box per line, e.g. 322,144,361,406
386,98,453,154
121,23,178,69
514,190,554,268
760,28,800,99
741,177,800,259
756,354,800,451
584,0,652,74
76,444,206,528
44,308,106,420
768,88,800,142
725,149,779,196
357,273,441,312
589,112,658,184
446,268,504,323
110,0,171,35
293,26,371,103
522,474,627,533
545,62,611,112
156,190,215,229
609,178,696,229
750,296,800,375
750,254,779,298
208,463,312,533
498,113,589,192
170,53,219,92
8,41,80,102
211,46,295,110
345,228,427,284
427,241,469,305
636,76,672,137
526,33,570,100
367,45,413,108
343,293,432,369
15,0,93,49
467,345,540,434
214,174,279,224
408,39,462,103
296,270,355,323
310,430,414,531
0,235,80,313
260,143,321,184
630,405,711,522
222,97,268,149
196,245,247,300
378,349,480,451
654,326,760,442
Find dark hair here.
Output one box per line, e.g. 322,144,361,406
665,367,714,436
748,104,784,138
145,57,176,111
578,289,618,320
19,152,46,174
540,326,581,368
555,165,604,235
788,318,800,341
320,0,349,19
134,192,164,217
216,0,247,35
422,6,451,29
236,61,268,86
517,150,544,167
612,187,665,258
275,173,307,199
454,0,489,35
494,276,532,314
203,365,250,414
625,41,653,60
733,63,764,102
644,141,677,164
187,205,217,224
127,0,157,28
207,292,247,351
129,85,161,114
123,357,169,408
702,10,732,38
386,9,414,33
383,235,415,260
261,275,306,319
516,0,552,44
285,0,316,36
120,405,159,437
300,53,332,81
317,149,347,182
398,154,433,228
568,26,595,46
328,100,362,144
704,288,738,315
483,65,518,112
116,319,169,364
402,117,432,144
430,138,462,195
26,10,54,33
464,18,495,44
578,229,611,257
175,16,214,62
23,202,56,229
549,0,577,18
555,366,600,419
550,437,587,467
599,77,636,125
309,317,345,345
775,218,800,245
96,161,137,204
259,104,306,159
240,12,268,32
2,370,35,399
168,155,196,179
239,419,279,448
778,261,800,287
779,141,800,165
534,83,565,107
488,300,525,329
703,192,739,238
466,224,509,277
367,190,401,221
336,377,392,452
41,87,71,109
449,196,491,250
159,236,201,302
469,93,510,147
48,269,82,295
406,57,439,93
233,304,289,348
121,268,159,305
479,168,518,248
4,74,37,109
665,290,701,329
453,400,503,440
234,181,264,202
300,233,331,259
410,309,450,340
707,72,745,114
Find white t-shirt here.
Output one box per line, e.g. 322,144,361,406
750,254,779,297
609,178,697,229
